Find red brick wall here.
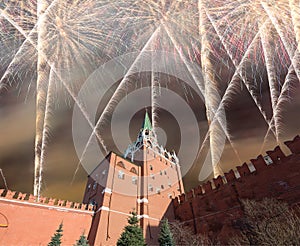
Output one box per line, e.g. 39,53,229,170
84,150,183,245
173,135,300,243
0,190,93,245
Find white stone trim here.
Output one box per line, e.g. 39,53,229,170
137,198,149,204
102,188,112,194
99,206,109,211
138,214,149,219
95,206,159,221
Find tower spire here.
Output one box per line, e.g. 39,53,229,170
142,110,152,131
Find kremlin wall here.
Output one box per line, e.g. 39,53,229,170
0,135,299,245
0,190,94,245
173,135,300,243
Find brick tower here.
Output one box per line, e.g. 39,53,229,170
83,112,184,245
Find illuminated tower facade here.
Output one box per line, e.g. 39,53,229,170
83,112,184,245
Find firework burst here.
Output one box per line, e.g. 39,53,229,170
0,0,299,197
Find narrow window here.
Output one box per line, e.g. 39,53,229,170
148,184,153,192
118,170,125,180
132,177,137,185
150,165,153,171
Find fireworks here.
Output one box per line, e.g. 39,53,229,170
0,0,299,197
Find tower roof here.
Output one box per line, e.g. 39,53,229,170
142,111,152,131
124,110,179,165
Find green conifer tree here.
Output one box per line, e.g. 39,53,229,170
74,233,89,246
158,219,175,246
117,211,146,246
48,222,63,246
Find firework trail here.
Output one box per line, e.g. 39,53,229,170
262,2,300,81
260,1,300,142
204,10,273,134
260,24,280,143
38,64,56,200
75,27,161,177
34,0,50,198
163,22,241,177
261,52,300,151
33,0,117,198
0,2,47,197
0,169,8,190
151,36,160,138
290,0,300,52
1,0,300,192
151,68,160,138
0,7,37,90
199,1,225,177
1,0,119,198
199,17,269,161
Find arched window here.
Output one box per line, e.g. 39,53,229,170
117,161,126,169
130,167,137,174
150,165,153,171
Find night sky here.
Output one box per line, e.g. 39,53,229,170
1,1,300,202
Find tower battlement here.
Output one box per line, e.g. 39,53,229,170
172,135,300,243
174,135,300,203
0,189,94,212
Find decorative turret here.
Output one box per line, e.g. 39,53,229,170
135,110,158,148
124,111,179,165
